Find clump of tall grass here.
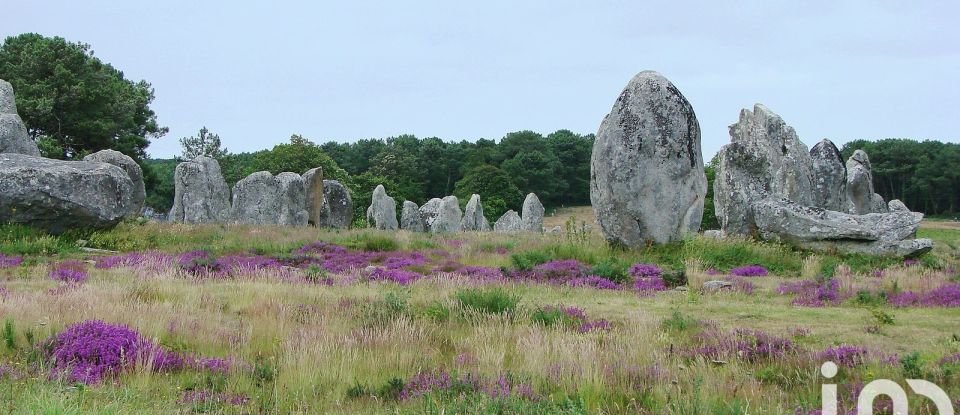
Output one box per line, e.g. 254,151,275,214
455,288,521,315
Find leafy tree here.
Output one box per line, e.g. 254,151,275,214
701,155,720,230
454,165,523,221
501,149,565,206
0,33,167,161
348,172,399,225
548,130,593,206
143,159,177,212
252,134,349,182
180,126,228,160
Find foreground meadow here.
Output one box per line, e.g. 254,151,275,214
1,220,959,414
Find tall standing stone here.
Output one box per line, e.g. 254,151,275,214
520,193,544,233
400,200,426,232
494,210,522,232
231,171,308,226
83,149,145,219
302,167,324,226
809,139,847,212
590,71,707,246
319,179,352,229
0,79,41,156
418,198,442,229
432,196,463,233
366,185,398,230
845,150,887,214
169,156,231,224
714,104,816,236
461,194,490,231
276,172,309,226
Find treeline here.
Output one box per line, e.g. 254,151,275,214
840,139,960,216
146,130,595,223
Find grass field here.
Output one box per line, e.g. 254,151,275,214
0,218,958,414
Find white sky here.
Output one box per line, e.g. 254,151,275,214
4,0,958,159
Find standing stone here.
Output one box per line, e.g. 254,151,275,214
809,139,847,212
714,104,816,236
0,153,135,233
83,149,145,219
231,171,308,226
302,167,324,226
461,194,490,231
366,185,398,230
845,150,887,214
520,193,545,233
318,179,352,228
276,172,309,226
493,210,522,232
0,80,40,156
431,196,463,233
400,200,426,232
590,71,707,246
169,156,231,224
418,198,443,229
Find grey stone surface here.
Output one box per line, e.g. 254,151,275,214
520,193,545,233
366,184,398,230
83,149,144,219
702,280,733,292
809,139,847,211
0,153,135,233
432,196,463,233
231,171,307,226
318,179,352,229
753,197,930,257
546,225,563,234
400,200,426,232
169,156,232,224
418,198,442,229
493,210,522,233
888,199,910,212
590,71,707,246
703,230,725,240
461,194,490,231
845,150,887,214
0,79,40,156
715,104,817,235
302,167,324,226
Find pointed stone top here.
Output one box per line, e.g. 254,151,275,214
0,79,16,114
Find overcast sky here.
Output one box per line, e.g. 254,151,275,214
4,1,958,159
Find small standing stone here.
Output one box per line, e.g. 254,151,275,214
432,196,463,233
319,179,352,229
461,194,491,231
302,167,324,226
494,210,522,233
520,193,544,233
366,185,399,230
400,200,426,232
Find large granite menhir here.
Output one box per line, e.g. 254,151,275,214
366,185,398,230
231,171,308,226
590,71,707,246
169,156,232,224
318,179,352,229
84,149,145,219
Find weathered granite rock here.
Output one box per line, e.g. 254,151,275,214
400,200,426,232
809,139,847,211
715,104,817,235
845,150,887,214
366,185,398,230
546,225,563,234
431,196,462,233
703,230,726,240
494,210,522,232
753,197,931,257
0,79,40,156
888,199,910,213
520,193,544,233
419,198,442,229
231,171,308,226
702,280,733,292
0,153,135,233
169,156,231,224
302,167,324,226
461,194,490,231
83,149,144,219
318,179,352,229
590,71,707,246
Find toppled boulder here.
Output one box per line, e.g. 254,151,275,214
318,179,352,229
520,193,544,233
400,201,426,232
461,194,490,231
366,185,398,230
302,167,324,226
83,149,144,219
590,71,707,246
0,79,40,156
231,171,308,226
0,153,135,232
809,139,847,212
494,210,522,232
702,280,733,292
845,150,887,214
432,196,463,233
169,156,231,224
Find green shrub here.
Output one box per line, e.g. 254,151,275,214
854,290,887,307
661,309,696,332
456,288,521,315
661,270,687,288
340,233,399,252
589,259,629,284
510,250,552,271
423,302,451,322
900,352,923,379
3,318,16,350
359,291,411,327
530,307,574,328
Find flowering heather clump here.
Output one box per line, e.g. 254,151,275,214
178,251,223,277
533,260,588,279
0,285,8,300
903,258,920,267
816,345,868,368
383,252,429,270
633,275,667,292
0,254,23,268
729,265,769,277
368,268,423,285
578,319,612,333
688,328,796,363
178,390,250,406
214,255,283,276
727,276,755,294
49,261,88,283
295,241,348,256
705,268,721,276
778,279,845,307
399,370,538,401
940,353,960,365
454,266,505,283
95,251,173,270
888,283,960,308
567,275,620,290
399,369,454,400
628,263,662,278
